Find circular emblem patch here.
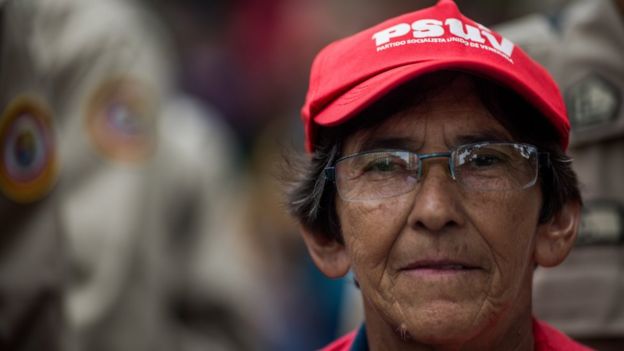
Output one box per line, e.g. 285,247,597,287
0,97,58,203
85,77,156,163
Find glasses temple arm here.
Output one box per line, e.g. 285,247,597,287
324,167,336,182
538,152,551,169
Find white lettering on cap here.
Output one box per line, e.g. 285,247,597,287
481,31,514,57
372,17,515,58
372,23,410,46
445,18,485,43
412,19,444,38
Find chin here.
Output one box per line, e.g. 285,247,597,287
387,301,490,345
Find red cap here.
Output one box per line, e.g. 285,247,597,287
301,0,569,152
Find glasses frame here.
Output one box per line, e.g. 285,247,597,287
324,141,551,201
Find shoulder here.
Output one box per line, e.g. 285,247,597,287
533,319,595,351
319,330,358,351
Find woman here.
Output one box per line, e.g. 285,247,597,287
285,1,592,350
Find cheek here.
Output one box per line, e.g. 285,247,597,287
337,196,412,282
465,190,541,295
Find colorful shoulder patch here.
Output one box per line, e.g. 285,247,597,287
0,96,58,203
84,77,156,164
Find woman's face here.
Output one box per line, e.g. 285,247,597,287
336,77,543,347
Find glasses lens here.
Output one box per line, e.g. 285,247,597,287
335,150,418,201
454,143,538,191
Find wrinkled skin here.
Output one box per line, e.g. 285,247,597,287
333,76,551,350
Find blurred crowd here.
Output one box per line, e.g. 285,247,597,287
0,0,622,350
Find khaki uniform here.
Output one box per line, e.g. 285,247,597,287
27,1,175,349
0,0,65,350
6,0,256,349
498,0,624,345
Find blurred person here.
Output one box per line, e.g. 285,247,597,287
497,1,624,349
240,117,351,350
23,0,258,350
28,1,175,348
285,1,591,349
0,1,64,349
159,94,265,351
167,1,380,348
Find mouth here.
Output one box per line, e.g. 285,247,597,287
400,260,482,274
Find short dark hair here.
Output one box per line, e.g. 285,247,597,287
284,71,582,243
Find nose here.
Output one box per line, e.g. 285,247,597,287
407,159,464,233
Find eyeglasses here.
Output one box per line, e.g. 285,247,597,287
324,142,549,201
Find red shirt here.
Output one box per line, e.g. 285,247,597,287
321,319,594,351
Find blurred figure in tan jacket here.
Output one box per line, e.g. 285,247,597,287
0,0,64,349
2,0,260,349
498,1,624,349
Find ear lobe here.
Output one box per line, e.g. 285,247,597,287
299,225,350,278
535,201,582,267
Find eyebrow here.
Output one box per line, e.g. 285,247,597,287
354,129,513,153
453,129,513,146
356,137,421,152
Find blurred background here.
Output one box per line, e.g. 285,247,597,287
0,0,622,350
149,0,570,154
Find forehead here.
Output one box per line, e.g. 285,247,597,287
344,75,514,152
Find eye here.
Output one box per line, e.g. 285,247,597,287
469,153,503,167
362,156,407,174
458,145,512,170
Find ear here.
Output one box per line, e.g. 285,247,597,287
535,200,581,267
299,225,350,278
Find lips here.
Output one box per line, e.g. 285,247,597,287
401,260,481,271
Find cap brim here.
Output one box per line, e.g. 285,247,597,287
313,58,568,146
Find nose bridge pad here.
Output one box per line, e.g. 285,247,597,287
448,154,457,180
417,152,454,183
416,158,424,181
409,152,460,231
